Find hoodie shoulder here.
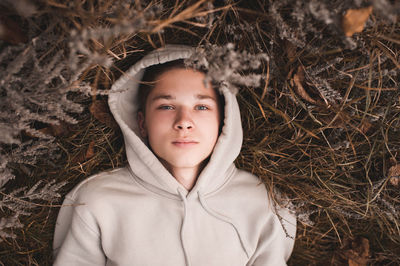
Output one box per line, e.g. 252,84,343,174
233,168,264,185
230,168,269,198
208,167,272,212
66,167,132,202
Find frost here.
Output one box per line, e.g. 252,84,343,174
185,43,269,94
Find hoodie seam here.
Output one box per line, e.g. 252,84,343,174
202,165,237,198
177,188,191,266
127,166,181,201
67,168,124,199
126,139,174,190
74,206,101,237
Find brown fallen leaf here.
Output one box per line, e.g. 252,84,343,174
0,16,28,44
388,164,400,187
89,100,118,128
71,141,96,164
358,120,372,134
291,66,317,104
285,40,297,62
342,6,373,37
23,121,71,138
39,121,71,137
342,236,370,266
85,141,95,160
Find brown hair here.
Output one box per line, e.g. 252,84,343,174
137,60,187,114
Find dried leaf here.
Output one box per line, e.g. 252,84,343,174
0,16,28,44
342,6,373,37
342,237,370,266
89,100,118,128
50,122,71,137
37,127,53,136
38,122,70,137
85,141,95,160
71,141,95,164
388,164,400,187
71,151,85,164
359,120,372,134
23,122,70,138
285,40,297,62
292,66,317,104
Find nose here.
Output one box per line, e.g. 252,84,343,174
174,108,194,131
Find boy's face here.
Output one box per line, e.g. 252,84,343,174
138,68,221,173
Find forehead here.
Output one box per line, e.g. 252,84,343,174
150,68,216,97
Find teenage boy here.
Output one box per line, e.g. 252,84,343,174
53,45,296,266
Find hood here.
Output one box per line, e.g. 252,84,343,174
108,45,243,200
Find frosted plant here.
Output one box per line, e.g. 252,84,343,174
265,0,400,52
307,57,343,76
372,0,399,23
0,0,398,263
224,21,264,53
269,1,306,49
194,2,215,29
274,190,317,227
185,43,269,94
311,77,344,104
0,215,23,241
376,195,400,225
0,0,159,243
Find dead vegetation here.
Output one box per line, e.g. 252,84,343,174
0,0,399,265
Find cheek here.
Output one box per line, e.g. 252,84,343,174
197,114,220,138
145,112,172,136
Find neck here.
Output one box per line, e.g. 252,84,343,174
160,160,205,191
170,167,200,191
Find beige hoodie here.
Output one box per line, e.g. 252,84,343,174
53,45,296,266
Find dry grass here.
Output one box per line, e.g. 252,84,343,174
0,0,399,265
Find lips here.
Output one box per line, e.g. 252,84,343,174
172,140,199,147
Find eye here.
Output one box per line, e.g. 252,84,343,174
158,105,174,110
196,105,209,110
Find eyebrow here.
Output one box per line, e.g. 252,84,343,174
151,95,175,102
151,94,216,102
196,94,217,101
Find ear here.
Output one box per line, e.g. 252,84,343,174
137,111,147,137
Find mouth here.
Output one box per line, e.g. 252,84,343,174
172,140,199,147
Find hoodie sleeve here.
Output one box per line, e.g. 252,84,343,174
246,206,296,266
53,196,106,266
